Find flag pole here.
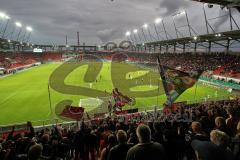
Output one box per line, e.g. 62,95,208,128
157,55,171,106
194,82,198,104
157,73,160,107
47,82,54,122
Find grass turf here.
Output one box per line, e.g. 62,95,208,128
0,63,231,126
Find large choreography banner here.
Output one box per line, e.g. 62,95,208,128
50,53,163,120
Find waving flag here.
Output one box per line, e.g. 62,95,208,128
157,56,203,106
60,105,84,121
112,88,133,110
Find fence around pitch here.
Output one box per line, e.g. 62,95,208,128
0,94,233,136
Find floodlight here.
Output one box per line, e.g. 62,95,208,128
143,23,148,29
180,11,186,15
193,36,197,40
5,15,10,19
26,26,33,32
7,39,11,43
125,31,131,36
0,12,10,19
0,12,6,19
155,18,162,24
133,29,138,33
15,22,22,27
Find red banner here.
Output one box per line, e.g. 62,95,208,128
60,105,84,121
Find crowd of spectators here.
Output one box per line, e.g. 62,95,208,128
123,52,240,77
1,51,240,81
0,98,240,160
85,51,240,81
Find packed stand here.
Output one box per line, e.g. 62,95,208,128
0,98,240,160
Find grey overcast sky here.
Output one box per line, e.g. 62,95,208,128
0,0,240,45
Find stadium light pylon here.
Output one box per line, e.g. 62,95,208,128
15,22,23,41
154,18,162,40
24,26,33,43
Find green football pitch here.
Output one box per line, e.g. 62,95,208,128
0,62,232,126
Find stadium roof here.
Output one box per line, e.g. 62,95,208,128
0,38,31,47
1,30,240,52
143,30,240,47
190,0,240,12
